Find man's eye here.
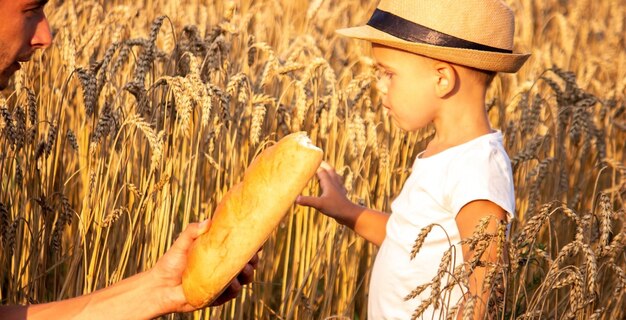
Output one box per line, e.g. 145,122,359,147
24,6,44,17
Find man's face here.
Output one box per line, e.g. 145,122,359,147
0,0,52,90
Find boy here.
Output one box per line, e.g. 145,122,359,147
297,0,530,318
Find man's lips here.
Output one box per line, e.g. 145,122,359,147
8,53,36,75
10,61,21,73
17,52,34,62
1,62,22,80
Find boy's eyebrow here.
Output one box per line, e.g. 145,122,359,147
375,62,394,71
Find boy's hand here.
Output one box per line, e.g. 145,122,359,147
296,161,359,226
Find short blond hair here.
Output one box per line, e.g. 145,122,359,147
468,67,497,87
452,64,497,88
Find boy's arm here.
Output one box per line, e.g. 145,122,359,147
297,162,389,246
333,202,390,246
0,221,257,320
455,200,507,320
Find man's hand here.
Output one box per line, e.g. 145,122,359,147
151,220,258,314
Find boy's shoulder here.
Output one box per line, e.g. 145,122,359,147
443,131,516,216
450,131,511,170
424,131,508,163
415,132,512,185
419,132,512,183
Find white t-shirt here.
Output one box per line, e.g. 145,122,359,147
368,131,515,319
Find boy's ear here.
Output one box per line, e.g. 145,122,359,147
434,62,456,98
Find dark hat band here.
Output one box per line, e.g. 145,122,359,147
367,9,513,54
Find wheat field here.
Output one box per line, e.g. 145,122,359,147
0,0,624,319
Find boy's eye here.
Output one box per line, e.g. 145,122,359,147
375,68,394,81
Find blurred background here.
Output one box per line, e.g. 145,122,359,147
0,0,624,319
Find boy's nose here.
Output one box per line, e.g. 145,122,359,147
376,80,388,95
31,15,53,49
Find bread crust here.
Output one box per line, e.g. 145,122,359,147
182,132,323,307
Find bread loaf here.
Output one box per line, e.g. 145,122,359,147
182,132,323,308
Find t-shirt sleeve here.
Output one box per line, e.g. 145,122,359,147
447,144,516,220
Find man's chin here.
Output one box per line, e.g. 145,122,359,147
0,69,15,91
0,62,21,90
0,76,9,91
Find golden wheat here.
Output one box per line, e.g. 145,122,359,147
0,0,623,320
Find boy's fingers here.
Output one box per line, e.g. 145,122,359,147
315,166,332,180
316,171,338,192
296,195,323,209
317,162,340,180
316,164,345,187
320,161,333,170
324,171,346,194
330,169,346,184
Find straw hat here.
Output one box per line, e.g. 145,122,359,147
337,0,530,73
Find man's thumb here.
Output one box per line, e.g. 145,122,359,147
171,220,211,251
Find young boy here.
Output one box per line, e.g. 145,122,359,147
297,0,530,318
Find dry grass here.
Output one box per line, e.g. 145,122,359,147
0,0,624,319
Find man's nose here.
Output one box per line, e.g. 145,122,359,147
32,15,52,49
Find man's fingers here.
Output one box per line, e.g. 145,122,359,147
237,262,255,285
211,258,256,306
249,252,259,268
210,280,242,306
197,219,211,236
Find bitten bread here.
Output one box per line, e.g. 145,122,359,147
182,132,323,308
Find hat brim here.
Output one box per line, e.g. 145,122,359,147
336,25,530,73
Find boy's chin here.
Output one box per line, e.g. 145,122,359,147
391,120,413,132
390,119,426,133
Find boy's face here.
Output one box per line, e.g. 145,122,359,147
0,0,52,90
372,43,440,132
